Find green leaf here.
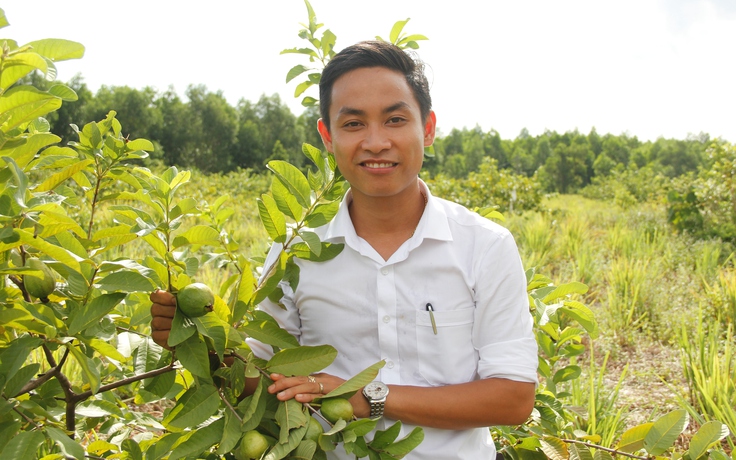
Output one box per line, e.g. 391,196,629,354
258,194,287,243
176,333,212,379
0,86,62,131
290,241,344,262
539,437,568,460
172,224,221,248
0,336,42,392
286,64,310,83
143,432,183,460
303,201,340,228
67,292,127,335
0,430,45,459
263,425,307,460
268,160,312,208
298,230,322,257
168,308,197,347
16,229,84,274
191,313,227,359
26,39,85,62
346,418,378,436
569,443,594,460
323,361,384,399
45,426,86,460
47,84,78,101
163,384,219,429
383,426,424,457
121,439,142,460
542,282,588,303
553,365,581,383
560,300,598,338
617,423,653,453
68,344,101,394
271,177,304,221
643,409,689,455
294,80,314,98
276,399,308,443
3,363,39,397
266,344,337,376
593,450,614,460
241,311,300,349
688,421,730,460
169,417,225,459
95,270,156,293
369,421,401,449
389,19,409,44
217,410,243,455
86,337,127,362
240,377,268,432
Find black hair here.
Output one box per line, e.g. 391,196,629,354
319,40,432,130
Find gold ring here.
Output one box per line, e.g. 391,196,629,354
307,375,316,384
318,382,324,394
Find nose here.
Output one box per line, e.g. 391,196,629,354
360,126,391,153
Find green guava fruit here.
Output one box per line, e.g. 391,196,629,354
304,415,324,441
176,282,214,317
320,397,354,424
24,258,56,302
236,430,270,459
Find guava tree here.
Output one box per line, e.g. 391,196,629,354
0,2,731,460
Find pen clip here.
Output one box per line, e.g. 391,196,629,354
426,303,438,335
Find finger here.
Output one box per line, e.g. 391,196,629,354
151,316,173,332
150,289,177,306
151,303,176,319
151,330,172,350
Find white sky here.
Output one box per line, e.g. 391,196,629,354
5,0,736,142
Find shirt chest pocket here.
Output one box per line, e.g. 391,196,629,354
415,307,477,386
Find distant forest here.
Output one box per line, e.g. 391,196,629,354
35,75,714,195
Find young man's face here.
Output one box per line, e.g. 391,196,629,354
318,66,436,202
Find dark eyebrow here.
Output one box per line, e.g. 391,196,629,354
335,101,412,118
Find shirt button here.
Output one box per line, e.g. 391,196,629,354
382,315,390,323
386,361,395,369
381,267,389,275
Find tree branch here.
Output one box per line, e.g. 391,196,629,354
561,438,651,460
71,363,178,403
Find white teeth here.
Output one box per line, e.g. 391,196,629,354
364,162,394,169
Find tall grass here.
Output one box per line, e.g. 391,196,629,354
678,317,736,447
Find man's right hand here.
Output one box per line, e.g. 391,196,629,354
150,289,177,350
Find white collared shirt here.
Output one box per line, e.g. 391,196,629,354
250,181,538,460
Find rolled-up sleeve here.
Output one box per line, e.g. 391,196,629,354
473,230,538,384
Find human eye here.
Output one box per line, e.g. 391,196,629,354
341,120,363,129
387,116,407,125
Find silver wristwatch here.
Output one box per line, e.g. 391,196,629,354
362,381,389,419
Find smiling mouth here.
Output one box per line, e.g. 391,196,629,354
362,162,397,169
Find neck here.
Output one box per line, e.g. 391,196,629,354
348,180,427,260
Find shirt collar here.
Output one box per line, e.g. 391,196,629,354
322,179,454,249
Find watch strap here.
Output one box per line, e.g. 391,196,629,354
368,398,386,419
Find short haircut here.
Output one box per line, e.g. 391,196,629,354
319,40,432,131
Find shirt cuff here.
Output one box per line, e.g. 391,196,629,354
477,337,539,384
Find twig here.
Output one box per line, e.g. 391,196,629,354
561,438,651,460
72,363,178,403
13,405,40,429
217,386,243,423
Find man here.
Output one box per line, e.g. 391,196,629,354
151,40,537,459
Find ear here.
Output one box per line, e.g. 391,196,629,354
317,119,333,152
423,111,437,147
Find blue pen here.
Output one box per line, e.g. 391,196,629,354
426,303,438,335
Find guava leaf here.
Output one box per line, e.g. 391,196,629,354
266,345,337,376
241,311,300,349
268,160,312,208
169,417,224,459
263,425,307,460
67,292,127,336
322,361,384,399
643,409,689,456
688,421,730,460
0,430,45,460
176,333,212,380
45,426,85,460
617,423,653,453
163,384,219,429
168,308,197,347
95,270,157,293
539,437,568,460
276,399,308,443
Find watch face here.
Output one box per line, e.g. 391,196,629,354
364,381,389,399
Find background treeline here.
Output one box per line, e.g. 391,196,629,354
37,75,734,242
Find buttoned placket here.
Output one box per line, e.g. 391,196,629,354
376,263,400,386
